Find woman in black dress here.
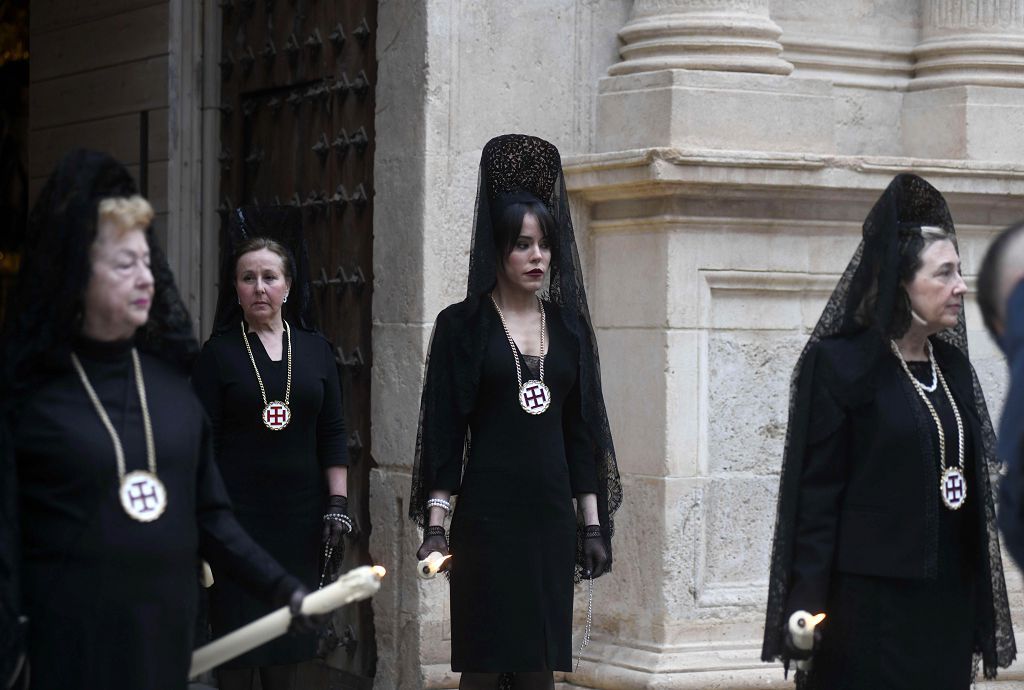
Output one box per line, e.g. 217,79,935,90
410,134,623,690
762,174,1016,688
192,206,350,690
0,150,313,690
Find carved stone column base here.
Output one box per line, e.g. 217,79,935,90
596,70,834,154
912,34,1024,90
610,11,793,77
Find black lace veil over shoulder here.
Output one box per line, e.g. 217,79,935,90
409,134,623,577
208,204,317,338
761,174,1015,677
0,148,197,398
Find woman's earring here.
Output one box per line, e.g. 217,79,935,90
283,293,289,304
911,309,928,326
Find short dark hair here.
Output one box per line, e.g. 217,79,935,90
234,236,295,283
978,221,1024,339
492,194,557,263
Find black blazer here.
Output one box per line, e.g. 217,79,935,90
786,333,986,616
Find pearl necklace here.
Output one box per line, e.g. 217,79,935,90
890,339,967,511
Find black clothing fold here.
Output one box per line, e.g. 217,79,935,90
192,326,348,667
15,342,295,690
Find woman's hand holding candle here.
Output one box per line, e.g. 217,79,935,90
416,527,450,572
785,610,826,671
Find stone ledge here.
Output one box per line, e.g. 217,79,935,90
563,635,1024,689
563,147,1024,202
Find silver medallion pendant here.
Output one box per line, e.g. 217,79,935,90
119,470,167,522
940,466,967,510
519,380,551,415
263,401,291,430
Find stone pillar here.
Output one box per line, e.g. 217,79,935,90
596,0,834,154
610,0,792,76
903,0,1024,160
913,0,1024,90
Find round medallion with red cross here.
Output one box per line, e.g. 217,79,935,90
263,400,292,430
119,470,167,522
940,466,967,511
519,380,551,415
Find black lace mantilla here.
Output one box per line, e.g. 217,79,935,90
761,174,1015,679
209,204,318,336
1,148,198,398
409,134,623,579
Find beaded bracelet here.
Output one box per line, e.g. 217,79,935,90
425,497,452,514
424,525,446,538
581,525,603,539
324,513,354,532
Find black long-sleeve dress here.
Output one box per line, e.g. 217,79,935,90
430,303,597,672
13,337,297,690
789,338,981,690
192,326,348,667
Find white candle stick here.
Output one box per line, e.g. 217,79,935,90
190,565,386,678
416,551,451,580
787,610,826,672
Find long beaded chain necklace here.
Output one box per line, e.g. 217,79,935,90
890,339,967,510
242,320,293,430
491,294,551,415
71,349,167,522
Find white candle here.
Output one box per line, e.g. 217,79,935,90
416,551,451,580
787,610,825,672
787,610,825,652
190,565,386,678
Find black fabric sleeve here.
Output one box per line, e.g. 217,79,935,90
422,313,469,493
564,375,598,495
786,374,849,617
191,344,224,458
195,418,300,606
316,338,349,469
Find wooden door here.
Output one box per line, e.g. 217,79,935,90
218,0,377,685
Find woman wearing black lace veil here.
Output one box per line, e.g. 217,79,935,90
762,174,1015,688
0,150,313,689
191,205,350,690
410,134,622,690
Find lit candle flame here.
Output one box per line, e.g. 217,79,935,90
429,554,452,574
810,613,826,626
372,565,387,578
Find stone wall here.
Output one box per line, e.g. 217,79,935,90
370,1,1024,687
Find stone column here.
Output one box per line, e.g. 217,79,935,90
903,0,1024,160
610,0,792,76
913,0,1024,90
596,0,834,153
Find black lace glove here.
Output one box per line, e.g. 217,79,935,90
416,525,450,570
287,585,331,635
322,495,355,549
581,525,609,579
